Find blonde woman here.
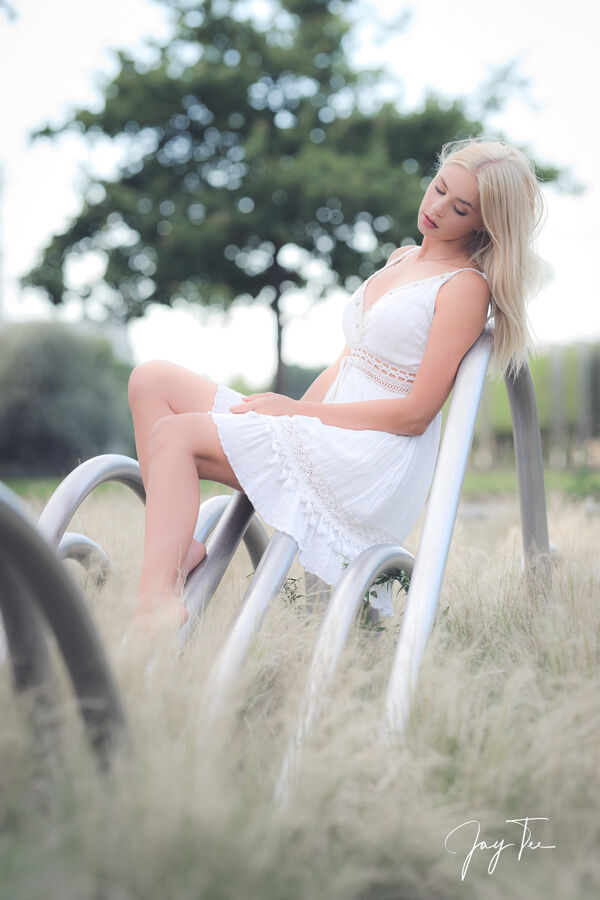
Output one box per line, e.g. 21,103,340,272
128,138,545,618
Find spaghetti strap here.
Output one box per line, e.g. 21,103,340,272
386,250,486,282
445,266,488,281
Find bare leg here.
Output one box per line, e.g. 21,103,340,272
136,412,242,614
128,361,226,602
128,361,220,485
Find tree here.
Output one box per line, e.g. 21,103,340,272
0,323,134,476
24,0,557,390
0,1,16,22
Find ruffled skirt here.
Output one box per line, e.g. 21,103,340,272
210,373,440,616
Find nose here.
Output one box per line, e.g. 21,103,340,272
430,195,446,216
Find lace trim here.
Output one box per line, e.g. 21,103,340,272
349,347,416,395
275,418,396,547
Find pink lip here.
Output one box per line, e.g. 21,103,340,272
422,212,438,229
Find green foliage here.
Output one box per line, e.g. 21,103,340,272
461,467,600,497
23,0,490,390
476,343,600,448
0,1,16,22
0,323,134,477
565,466,600,502
278,362,322,399
280,575,304,612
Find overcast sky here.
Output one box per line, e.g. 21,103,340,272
1,0,598,386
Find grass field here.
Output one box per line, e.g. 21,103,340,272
5,464,600,502
1,479,599,899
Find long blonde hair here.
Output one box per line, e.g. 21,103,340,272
437,138,546,377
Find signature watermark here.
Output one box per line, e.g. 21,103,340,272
444,817,556,881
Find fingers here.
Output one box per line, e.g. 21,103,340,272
229,392,272,413
230,400,260,413
242,392,274,401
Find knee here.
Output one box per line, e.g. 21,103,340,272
147,412,214,464
128,360,170,409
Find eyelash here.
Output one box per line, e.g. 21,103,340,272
435,184,468,217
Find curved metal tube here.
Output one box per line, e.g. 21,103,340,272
191,494,232,540
0,486,54,687
0,555,56,694
0,483,128,762
505,364,550,563
37,454,145,550
385,328,493,735
190,492,270,572
275,544,415,807
180,492,270,644
37,456,267,628
57,532,113,583
203,531,298,719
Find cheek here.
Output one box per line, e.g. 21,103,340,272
419,187,433,211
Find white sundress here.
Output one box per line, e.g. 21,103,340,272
210,249,488,615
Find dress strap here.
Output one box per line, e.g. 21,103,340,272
444,266,488,282
387,250,486,282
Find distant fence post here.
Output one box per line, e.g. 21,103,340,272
576,343,592,461
550,345,568,468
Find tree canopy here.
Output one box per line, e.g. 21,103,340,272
24,0,558,389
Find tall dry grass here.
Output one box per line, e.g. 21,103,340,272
1,488,598,899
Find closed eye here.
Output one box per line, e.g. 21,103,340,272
435,184,468,216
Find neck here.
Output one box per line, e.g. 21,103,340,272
417,236,470,262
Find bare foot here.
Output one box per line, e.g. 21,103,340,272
179,538,207,584
135,587,188,630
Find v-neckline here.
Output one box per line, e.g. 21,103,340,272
362,271,460,320
361,250,459,320
360,248,486,320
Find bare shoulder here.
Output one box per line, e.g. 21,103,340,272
438,268,490,306
434,269,490,337
387,245,417,264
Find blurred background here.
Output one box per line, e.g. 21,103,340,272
0,0,598,486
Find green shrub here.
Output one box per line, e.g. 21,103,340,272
0,322,134,477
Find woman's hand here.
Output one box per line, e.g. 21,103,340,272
229,392,300,417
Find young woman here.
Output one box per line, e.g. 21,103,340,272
128,138,545,618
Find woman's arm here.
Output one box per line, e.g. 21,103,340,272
231,270,489,435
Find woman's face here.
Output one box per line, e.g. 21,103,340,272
417,163,484,246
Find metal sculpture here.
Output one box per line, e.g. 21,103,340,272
6,321,549,789
0,483,127,762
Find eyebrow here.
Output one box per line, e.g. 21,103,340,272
439,175,474,210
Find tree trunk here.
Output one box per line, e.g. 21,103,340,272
271,288,287,394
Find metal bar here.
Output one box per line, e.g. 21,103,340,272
37,458,268,634
191,494,231,541
57,532,112,583
189,492,269,571
203,531,298,718
276,545,415,807
0,483,128,762
241,514,270,572
0,548,56,694
505,364,550,561
0,486,55,688
385,328,493,735
37,454,145,550
0,549,64,756
180,492,269,642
